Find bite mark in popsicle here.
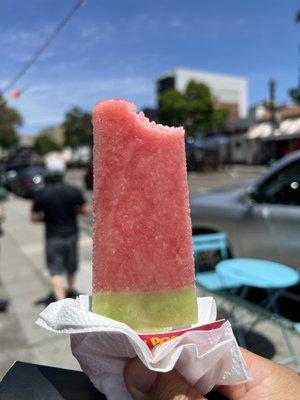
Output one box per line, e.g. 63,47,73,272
92,99,197,331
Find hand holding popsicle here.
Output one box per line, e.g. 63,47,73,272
124,349,300,400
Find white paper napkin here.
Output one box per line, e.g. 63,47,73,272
36,296,251,399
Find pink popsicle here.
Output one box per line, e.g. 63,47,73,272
92,99,197,331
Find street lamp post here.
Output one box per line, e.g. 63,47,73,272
269,79,276,135
268,79,278,162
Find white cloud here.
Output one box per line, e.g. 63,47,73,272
14,75,154,134
0,25,57,67
25,116,62,125
1,30,36,44
26,84,53,94
77,76,152,95
80,22,116,41
168,18,185,29
0,25,54,47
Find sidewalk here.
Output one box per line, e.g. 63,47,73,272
0,195,92,379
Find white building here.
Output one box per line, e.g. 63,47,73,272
156,68,248,119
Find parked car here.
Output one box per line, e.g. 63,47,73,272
84,164,93,190
0,164,8,201
190,151,300,270
10,166,46,198
4,163,29,192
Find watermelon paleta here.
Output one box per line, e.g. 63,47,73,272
92,99,197,331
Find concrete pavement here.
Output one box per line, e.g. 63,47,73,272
0,194,92,379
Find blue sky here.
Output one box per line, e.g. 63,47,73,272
0,0,299,134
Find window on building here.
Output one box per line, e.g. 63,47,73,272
157,77,175,95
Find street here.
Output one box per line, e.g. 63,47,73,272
0,165,299,379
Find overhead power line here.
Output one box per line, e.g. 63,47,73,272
2,0,86,94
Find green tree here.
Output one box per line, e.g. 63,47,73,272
185,81,215,133
158,90,188,127
63,106,92,147
158,81,227,135
0,94,21,148
213,107,229,131
289,87,300,104
34,133,59,155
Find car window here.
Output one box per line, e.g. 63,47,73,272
257,161,300,206
24,167,45,175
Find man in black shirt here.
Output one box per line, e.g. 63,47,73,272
32,159,89,301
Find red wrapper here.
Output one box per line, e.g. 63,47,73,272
139,320,225,349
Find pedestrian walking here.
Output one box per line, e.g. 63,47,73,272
31,158,89,303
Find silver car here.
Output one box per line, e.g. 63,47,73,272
190,151,300,270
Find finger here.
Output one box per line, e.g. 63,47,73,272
124,357,206,400
151,369,207,400
124,357,157,400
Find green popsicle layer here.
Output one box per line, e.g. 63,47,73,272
92,284,198,331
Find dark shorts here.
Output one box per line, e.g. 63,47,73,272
46,235,78,276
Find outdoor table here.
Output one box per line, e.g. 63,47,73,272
216,258,300,365
216,258,299,290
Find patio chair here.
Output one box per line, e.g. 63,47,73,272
193,233,241,291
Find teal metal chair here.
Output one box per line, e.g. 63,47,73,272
193,233,241,291
294,323,300,334
193,233,229,260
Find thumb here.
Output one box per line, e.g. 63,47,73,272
124,357,206,400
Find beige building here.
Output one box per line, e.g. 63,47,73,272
19,134,35,147
156,68,248,119
39,126,64,146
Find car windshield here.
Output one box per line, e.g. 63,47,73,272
6,164,28,172
256,160,300,205
23,167,45,176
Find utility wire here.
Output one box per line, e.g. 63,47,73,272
1,0,85,94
